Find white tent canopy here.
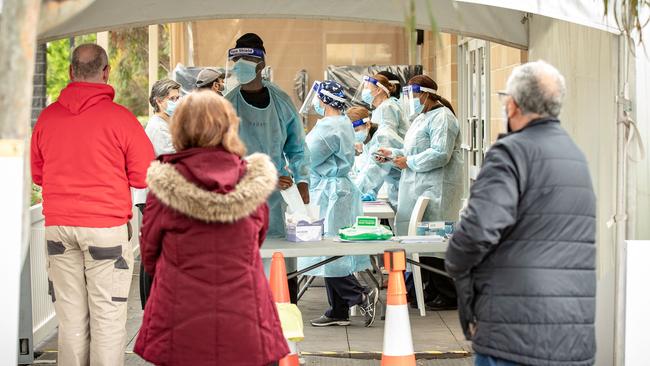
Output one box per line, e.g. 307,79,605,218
36,0,531,47
458,0,619,34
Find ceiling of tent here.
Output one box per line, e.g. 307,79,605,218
36,0,530,48
457,0,619,34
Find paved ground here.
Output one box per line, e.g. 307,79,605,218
30,259,473,365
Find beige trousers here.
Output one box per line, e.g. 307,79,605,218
45,224,134,366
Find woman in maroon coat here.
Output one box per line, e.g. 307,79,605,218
134,91,289,366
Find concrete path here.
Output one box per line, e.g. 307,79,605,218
30,260,473,366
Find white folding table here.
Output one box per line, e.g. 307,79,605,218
261,238,447,316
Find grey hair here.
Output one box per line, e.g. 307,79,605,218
149,79,181,112
71,44,109,80
506,60,566,118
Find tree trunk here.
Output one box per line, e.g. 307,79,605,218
0,0,42,363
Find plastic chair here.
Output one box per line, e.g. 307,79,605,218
407,196,430,317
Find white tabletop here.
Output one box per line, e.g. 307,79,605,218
363,201,395,219
260,237,447,258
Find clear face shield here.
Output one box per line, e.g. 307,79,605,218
353,76,391,108
299,81,348,116
351,117,371,145
401,84,437,119
298,81,322,115
224,47,265,93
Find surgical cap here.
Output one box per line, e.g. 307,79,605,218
318,80,346,110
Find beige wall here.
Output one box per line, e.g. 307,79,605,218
189,19,408,106
529,15,618,366
428,33,458,111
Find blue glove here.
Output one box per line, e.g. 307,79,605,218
361,192,377,202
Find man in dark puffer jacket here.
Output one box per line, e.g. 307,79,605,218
446,60,596,366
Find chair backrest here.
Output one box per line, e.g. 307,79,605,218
407,196,430,236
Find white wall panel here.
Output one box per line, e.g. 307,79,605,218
529,15,618,366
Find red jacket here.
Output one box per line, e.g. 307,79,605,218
134,148,288,366
31,82,154,227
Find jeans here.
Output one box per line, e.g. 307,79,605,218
475,353,521,366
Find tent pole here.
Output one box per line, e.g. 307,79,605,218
614,32,630,366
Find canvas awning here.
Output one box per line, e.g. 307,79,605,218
36,0,530,47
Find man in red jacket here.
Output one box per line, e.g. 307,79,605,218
31,44,154,366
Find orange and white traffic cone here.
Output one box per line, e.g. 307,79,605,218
270,252,300,366
381,249,416,366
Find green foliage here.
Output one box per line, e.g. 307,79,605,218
46,34,97,102
109,25,171,116
604,0,650,54
45,26,170,116
31,184,42,206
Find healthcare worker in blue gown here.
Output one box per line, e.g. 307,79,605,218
377,75,463,311
225,33,310,303
297,81,379,328
354,74,408,208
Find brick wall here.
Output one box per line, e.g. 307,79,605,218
31,44,47,127
422,32,458,112
489,44,527,142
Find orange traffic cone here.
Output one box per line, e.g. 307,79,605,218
270,252,300,366
381,249,416,366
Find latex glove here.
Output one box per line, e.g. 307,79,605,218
393,156,408,170
361,192,377,202
278,176,294,190
377,147,392,157
297,182,310,204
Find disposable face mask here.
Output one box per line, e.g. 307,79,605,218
232,59,259,84
413,98,424,115
313,98,325,116
165,100,177,117
355,129,368,143
361,88,375,105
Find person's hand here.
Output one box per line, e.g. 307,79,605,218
393,156,408,169
469,322,478,339
377,147,392,157
297,182,310,204
278,176,294,190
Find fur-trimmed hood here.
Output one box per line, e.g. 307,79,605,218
146,152,277,223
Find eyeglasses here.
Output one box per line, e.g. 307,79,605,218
497,91,510,104
166,95,181,102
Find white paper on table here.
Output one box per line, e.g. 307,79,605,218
280,184,309,217
307,202,320,220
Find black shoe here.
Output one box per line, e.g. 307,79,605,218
310,315,350,327
359,288,379,327
425,295,457,311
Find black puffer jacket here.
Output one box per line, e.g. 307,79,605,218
445,118,596,366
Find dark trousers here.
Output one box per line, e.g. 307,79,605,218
407,257,456,302
324,275,366,319
136,204,154,310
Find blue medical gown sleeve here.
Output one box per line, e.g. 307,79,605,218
268,82,310,182
355,154,392,195
406,113,458,173
284,111,311,182
308,131,334,168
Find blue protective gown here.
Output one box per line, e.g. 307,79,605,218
297,115,371,277
354,97,407,207
225,81,310,238
393,107,464,236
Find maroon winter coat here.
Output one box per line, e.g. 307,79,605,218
134,147,289,366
